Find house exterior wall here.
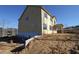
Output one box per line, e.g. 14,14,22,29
0,28,17,37
5,28,17,36
18,6,57,37
41,9,57,34
18,6,42,36
52,17,57,33
0,28,3,37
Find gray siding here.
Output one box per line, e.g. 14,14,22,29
0,28,2,37
19,6,42,34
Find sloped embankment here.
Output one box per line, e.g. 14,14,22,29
22,34,79,54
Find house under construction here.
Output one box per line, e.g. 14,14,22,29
18,6,57,37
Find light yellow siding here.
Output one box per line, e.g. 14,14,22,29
41,9,57,34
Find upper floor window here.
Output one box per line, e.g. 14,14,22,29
50,25,53,30
43,23,47,29
50,17,53,22
25,16,29,21
54,20,56,24
50,18,53,24
44,13,48,18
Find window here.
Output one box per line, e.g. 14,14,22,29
44,13,48,18
54,20,56,24
43,23,47,29
50,25,53,30
50,17,53,22
50,19,53,25
25,16,29,21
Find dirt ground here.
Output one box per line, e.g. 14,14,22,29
0,33,79,54
0,42,23,54
22,33,79,54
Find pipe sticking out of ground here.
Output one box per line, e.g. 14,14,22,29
25,35,41,47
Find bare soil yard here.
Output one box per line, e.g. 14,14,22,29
22,34,79,54
0,42,23,54
0,33,79,54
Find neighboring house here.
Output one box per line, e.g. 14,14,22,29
3,28,17,37
0,28,17,37
0,28,3,37
18,6,57,37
